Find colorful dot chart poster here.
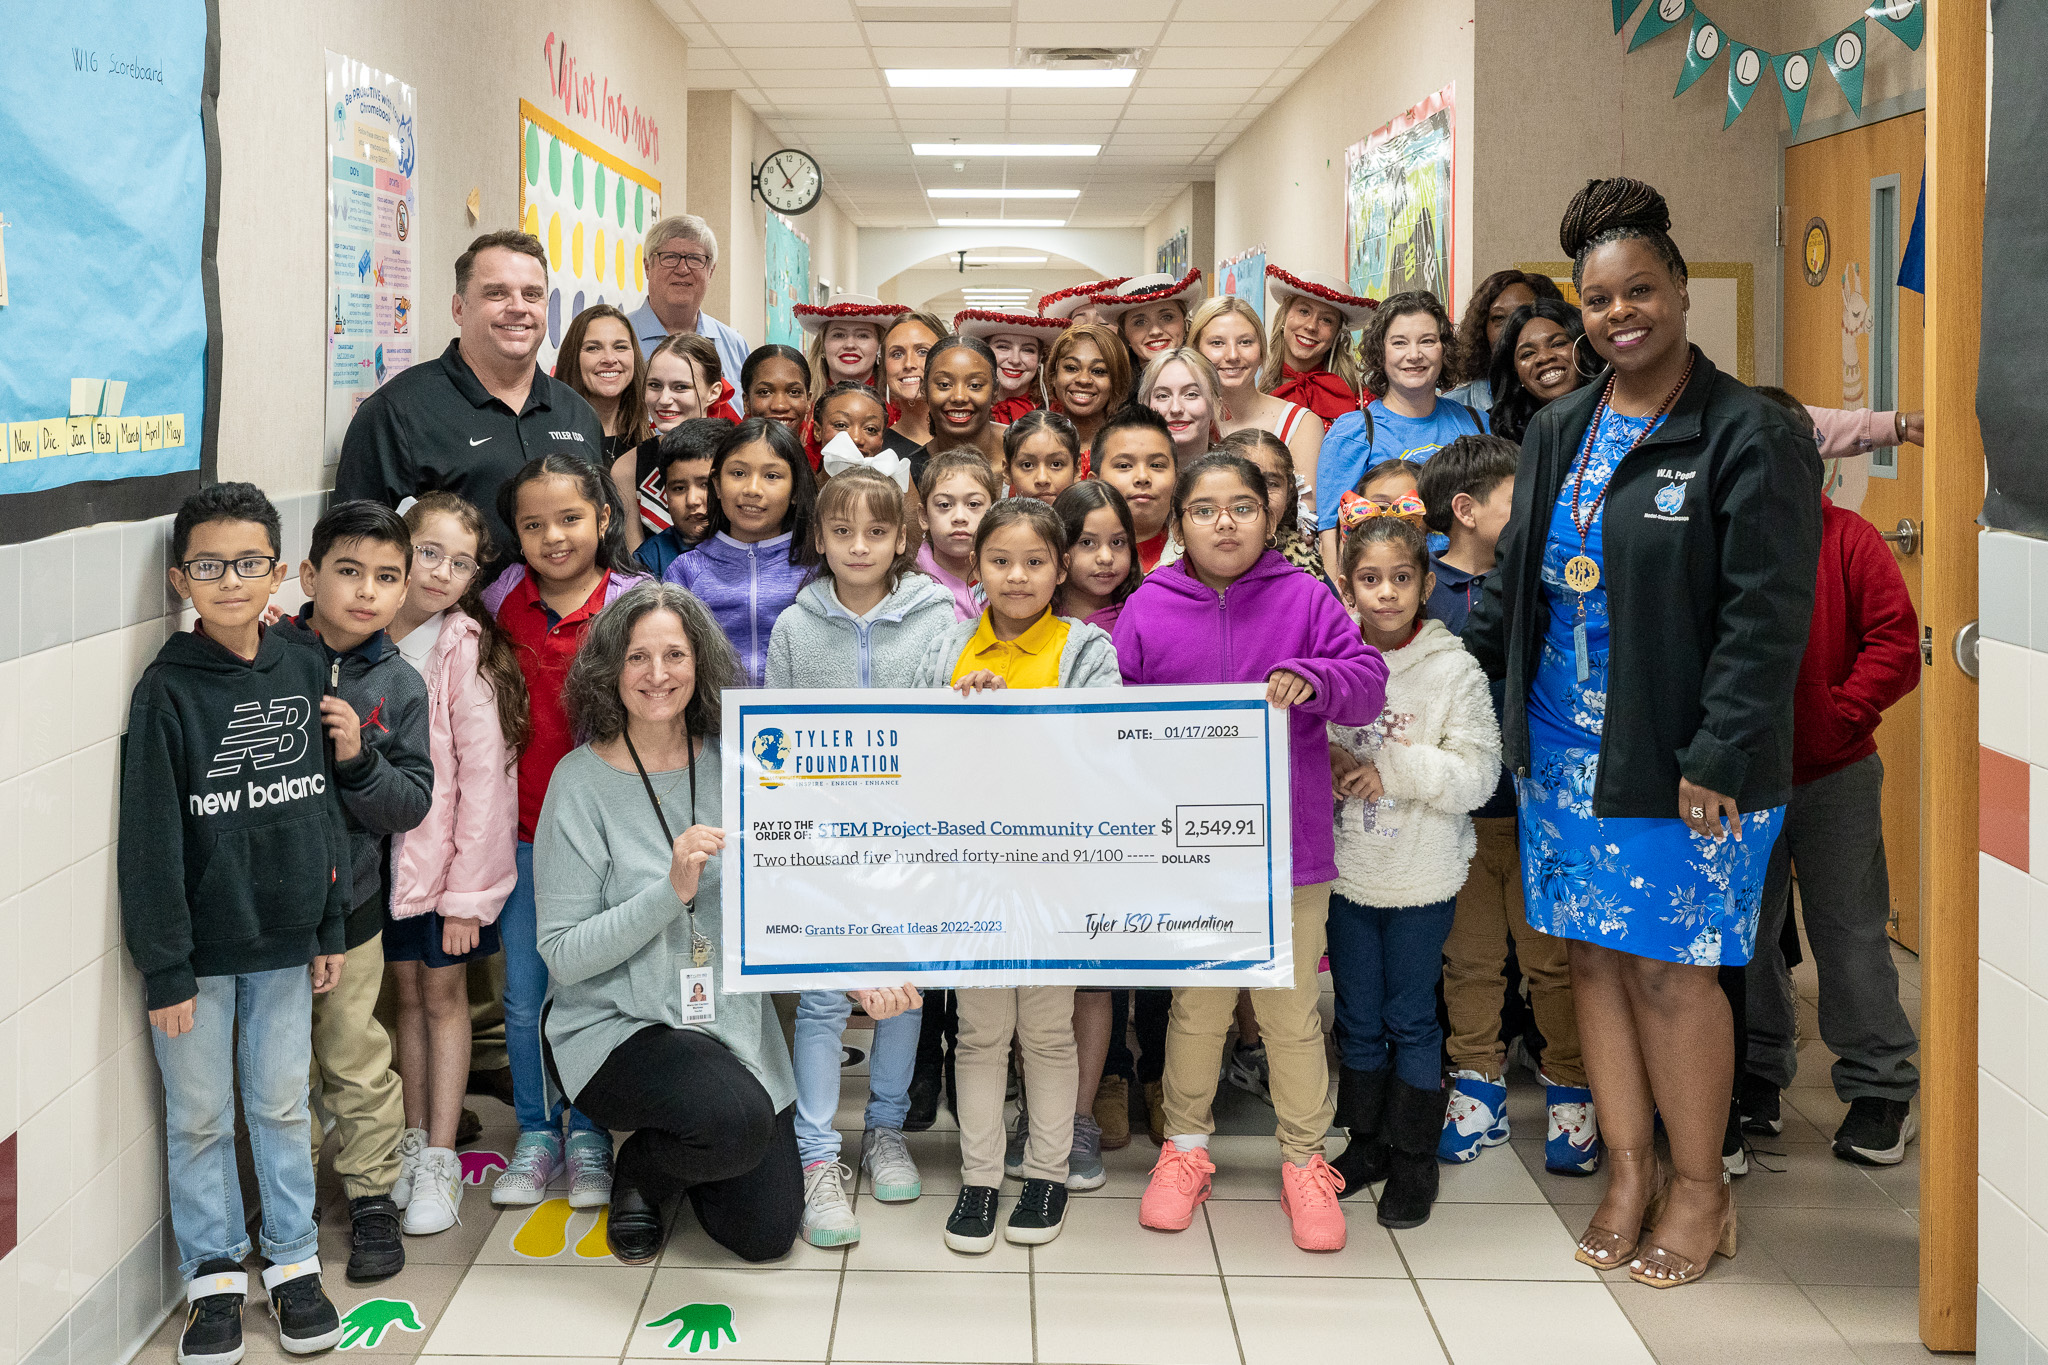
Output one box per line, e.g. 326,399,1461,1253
519,100,662,375
1216,247,1268,323
325,50,419,465
0,0,216,543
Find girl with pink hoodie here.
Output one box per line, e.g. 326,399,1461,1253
384,493,527,1237
1111,450,1387,1254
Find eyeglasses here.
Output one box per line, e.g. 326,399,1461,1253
178,555,279,582
415,543,480,579
652,250,712,273
1184,502,1263,526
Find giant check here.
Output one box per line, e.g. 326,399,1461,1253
721,685,1294,990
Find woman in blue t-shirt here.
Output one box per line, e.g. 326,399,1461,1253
1314,290,1487,566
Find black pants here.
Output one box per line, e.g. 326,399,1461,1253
1104,989,1172,1084
574,1024,802,1263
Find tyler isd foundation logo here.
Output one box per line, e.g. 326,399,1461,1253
752,728,790,789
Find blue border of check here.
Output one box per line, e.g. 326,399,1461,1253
734,696,1277,978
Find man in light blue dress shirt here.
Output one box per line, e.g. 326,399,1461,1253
628,214,750,385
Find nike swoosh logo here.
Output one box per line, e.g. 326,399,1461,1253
469,436,492,447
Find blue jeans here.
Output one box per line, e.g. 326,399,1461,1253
1325,893,1457,1091
153,967,320,1280
793,989,920,1165
503,841,600,1136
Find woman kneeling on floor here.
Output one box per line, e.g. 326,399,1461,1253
533,582,918,1263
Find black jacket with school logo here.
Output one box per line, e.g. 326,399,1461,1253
1465,347,1822,816
119,626,353,1009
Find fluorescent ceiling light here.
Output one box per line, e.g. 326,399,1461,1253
912,143,1101,157
935,217,1067,227
928,188,1079,200
888,69,1133,89
963,255,1050,264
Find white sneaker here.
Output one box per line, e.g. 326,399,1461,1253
390,1127,427,1211
403,1148,462,1235
800,1161,861,1247
564,1131,614,1209
860,1126,922,1203
491,1132,563,1207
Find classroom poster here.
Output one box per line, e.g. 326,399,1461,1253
764,212,811,349
1216,247,1268,322
1345,83,1455,307
518,100,662,374
0,0,217,543
324,52,419,466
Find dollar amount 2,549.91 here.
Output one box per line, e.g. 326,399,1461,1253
1169,804,1266,848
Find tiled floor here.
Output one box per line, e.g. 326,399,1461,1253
133,941,1953,1365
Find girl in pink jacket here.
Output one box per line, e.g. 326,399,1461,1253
384,494,527,1236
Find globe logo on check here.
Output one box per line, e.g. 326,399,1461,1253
752,728,790,788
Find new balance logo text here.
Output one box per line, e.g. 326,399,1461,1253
188,773,326,817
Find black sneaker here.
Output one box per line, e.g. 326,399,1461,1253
346,1194,405,1281
1833,1097,1917,1166
1739,1074,1782,1136
262,1259,343,1355
943,1184,1000,1254
1722,1103,1749,1177
1004,1177,1069,1245
178,1260,246,1365
904,1060,942,1132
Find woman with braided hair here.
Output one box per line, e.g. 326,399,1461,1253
1465,177,1821,1289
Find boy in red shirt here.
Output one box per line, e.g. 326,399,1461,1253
1742,390,1922,1165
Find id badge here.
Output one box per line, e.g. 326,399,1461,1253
680,966,716,1025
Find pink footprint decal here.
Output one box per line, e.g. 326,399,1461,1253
460,1150,507,1186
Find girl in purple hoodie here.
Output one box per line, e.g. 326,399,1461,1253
663,417,822,685
1112,451,1388,1254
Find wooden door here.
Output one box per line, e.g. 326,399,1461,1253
1782,111,1926,950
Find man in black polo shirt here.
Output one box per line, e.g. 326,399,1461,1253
336,230,605,561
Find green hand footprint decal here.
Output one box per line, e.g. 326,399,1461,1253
338,1297,423,1350
645,1302,739,1353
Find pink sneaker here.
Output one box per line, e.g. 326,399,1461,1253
1280,1155,1348,1251
1139,1140,1216,1231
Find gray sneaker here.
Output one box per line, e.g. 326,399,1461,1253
861,1126,922,1203
1067,1112,1107,1191
564,1131,614,1209
490,1132,562,1207
800,1161,861,1247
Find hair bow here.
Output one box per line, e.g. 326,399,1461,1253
819,431,910,491
1338,488,1427,530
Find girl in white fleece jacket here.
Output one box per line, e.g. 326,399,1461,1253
1322,505,1501,1231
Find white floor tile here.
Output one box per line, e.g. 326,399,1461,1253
1230,1277,1446,1365
1031,1196,1219,1275
1034,1271,1237,1365
422,1264,653,1358
1423,1279,1656,1364
1392,1203,1598,1281
831,1271,1033,1362
1435,1143,1549,1204
625,1266,839,1360
1610,1280,1862,1364
842,1187,1031,1272
660,1201,846,1271
1205,1196,1407,1277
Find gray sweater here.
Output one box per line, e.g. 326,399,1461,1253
910,614,1123,689
533,741,795,1109
765,574,958,689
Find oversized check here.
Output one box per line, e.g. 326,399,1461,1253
720,685,1294,990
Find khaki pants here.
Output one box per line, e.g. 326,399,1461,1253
1163,883,1333,1165
956,986,1076,1187
1442,817,1584,1086
310,933,406,1199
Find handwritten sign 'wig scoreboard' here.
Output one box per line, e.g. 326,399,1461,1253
721,686,1293,991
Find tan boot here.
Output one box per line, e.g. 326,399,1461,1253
1094,1075,1131,1150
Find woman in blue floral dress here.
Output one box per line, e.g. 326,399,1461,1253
1466,178,1821,1292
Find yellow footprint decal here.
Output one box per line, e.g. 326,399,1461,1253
511,1198,575,1259
575,1207,612,1260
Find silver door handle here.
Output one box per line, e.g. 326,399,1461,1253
1880,518,1919,555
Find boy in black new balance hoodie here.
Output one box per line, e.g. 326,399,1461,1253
273,501,434,1283
121,484,348,1362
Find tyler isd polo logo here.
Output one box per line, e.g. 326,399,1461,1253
1653,481,1688,515
752,728,790,788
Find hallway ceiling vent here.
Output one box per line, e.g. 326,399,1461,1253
1018,47,1143,71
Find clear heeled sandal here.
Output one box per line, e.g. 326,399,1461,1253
1573,1146,1668,1270
1629,1170,1737,1288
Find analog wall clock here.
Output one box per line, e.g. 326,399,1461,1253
754,148,822,215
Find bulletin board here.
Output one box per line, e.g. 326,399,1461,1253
1216,247,1268,322
324,51,419,466
764,211,811,349
519,100,663,374
0,0,219,545
1345,83,1455,307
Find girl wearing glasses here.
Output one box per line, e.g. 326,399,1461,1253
384,493,529,1237
1111,452,1386,1255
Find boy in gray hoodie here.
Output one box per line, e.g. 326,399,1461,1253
276,501,434,1282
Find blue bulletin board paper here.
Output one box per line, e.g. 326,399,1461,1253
764,212,810,350
0,0,218,542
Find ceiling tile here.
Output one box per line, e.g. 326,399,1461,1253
862,21,1017,45
1145,46,1299,69
871,46,1014,64
690,0,857,17
1017,0,1172,19
711,20,864,43
688,71,752,88
1163,21,1315,46
1012,21,1164,45
1004,86,1132,105
721,45,856,67
688,47,741,68
1167,0,1334,18
1137,70,1264,90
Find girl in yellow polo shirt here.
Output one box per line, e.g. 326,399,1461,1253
910,498,1120,1254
